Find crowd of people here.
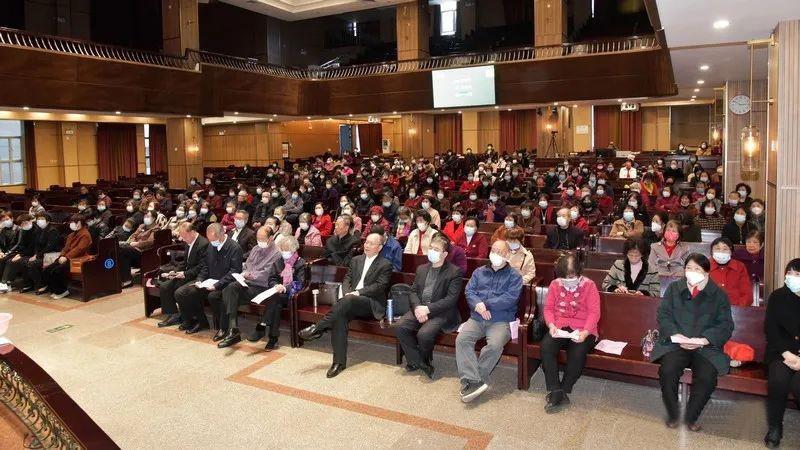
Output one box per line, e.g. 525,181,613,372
0,145,795,447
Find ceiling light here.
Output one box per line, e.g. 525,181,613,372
572,104,578,108
457,111,462,114
690,98,696,102
234,111,239,115
617,99,622,102
306,116,311,120
392,111,397,114
553,102,559,106
713,19,730,30
494,106,499,109
269,118,273,121
697,80,705,85
699,65,710,71
440,109,444,112
507,108,512,111
694,88,700,92
186,114,191,118
115,111,121,115
348,113,353,117
233,120,238,124
691,95,697,99
328,117,333,120
22,106,29,110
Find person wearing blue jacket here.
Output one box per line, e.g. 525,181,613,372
455,239,523,403
373,225,402,272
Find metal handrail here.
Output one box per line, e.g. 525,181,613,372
192,35,658,80
0,25,657,80
0,26,194,70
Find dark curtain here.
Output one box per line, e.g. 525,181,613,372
620,110,642,151
593,105,621,149
149,124,167,174
356,123,382,156
500,110,537,152
499,111,517,152
434,114,462,154
97,123,137,181
24,121,37,188
503,0,525,24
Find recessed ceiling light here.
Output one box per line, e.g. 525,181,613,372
233,120,238,124
392,111,397,114
699,64,710,71
691,95,697,99
440,109,444,112
494,106,499,109
234,111,239,115
186,114,191,118
457,111,462,114
22,106,29,110
697,80,705,85
690,98,696,102
507,108,512,111
572,104,578,108
694,88,700,92
617,99,623,102
306,116,311,119
115,111,121,115
553,102,559,106
269,118,273,121
713,19,730,30
328,117,333,120
348,113,353,117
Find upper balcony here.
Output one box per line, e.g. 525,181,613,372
0,26,676,117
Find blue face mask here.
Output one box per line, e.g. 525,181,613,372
211,240,223,249
785,275,800,293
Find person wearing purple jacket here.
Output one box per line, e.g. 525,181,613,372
455,239,522,403
210,226,280,347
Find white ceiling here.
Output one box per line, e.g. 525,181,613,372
655,0,800,102
221,0,404,21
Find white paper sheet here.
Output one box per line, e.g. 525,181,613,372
594,339,628,355
509,319,520,340
194,279,218,289
553,329,581,340
232,273,248,287
670,336,707,346
250,286,280,305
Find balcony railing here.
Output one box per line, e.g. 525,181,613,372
0,26,658,81
0,26,195,70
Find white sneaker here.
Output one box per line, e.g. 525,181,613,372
51,290,70,300
0,283,9,293
121,280,133,288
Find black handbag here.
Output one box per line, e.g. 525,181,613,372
528,315,547,342
388,284,412,316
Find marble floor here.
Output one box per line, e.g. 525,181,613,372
0,288,797,449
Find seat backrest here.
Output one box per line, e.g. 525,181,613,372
584,252,620,269
729,305,767,362
524,234,546,249
598,293,660,344
299,245,326,261
597,237,626,254
402,253,428,274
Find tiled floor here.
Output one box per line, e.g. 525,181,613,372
0,288,797,449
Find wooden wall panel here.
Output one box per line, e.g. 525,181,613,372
642,105,670,151
534,0,567,46
396,1,429,61
724,80,768,200
572,105,592,152
477,111,500,153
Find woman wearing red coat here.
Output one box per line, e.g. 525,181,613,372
442,209,466,244
533,194,557,225
361,205,390,238
654,186,680,214
456,218,489,259
709,237,753,306
312,202,333,237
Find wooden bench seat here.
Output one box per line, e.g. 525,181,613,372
67,238,122,301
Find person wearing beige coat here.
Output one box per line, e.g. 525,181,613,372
505,227,536,283
404,211,438,255
610,206,644,238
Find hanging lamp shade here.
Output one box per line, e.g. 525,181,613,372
740,125,761,172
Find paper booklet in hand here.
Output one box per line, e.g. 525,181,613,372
194,279,218,289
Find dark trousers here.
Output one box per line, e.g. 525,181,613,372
767,359,800,428
316,295,376,365
117,245,141,282
42,260,70,294
658,349,718,423
395,311,448,366
0,254,13,280
540,331,596,393
175,284,219,326
27,257,47,289
262,293,289,338
209,282,266,331
2,256,31,286
159,277,193,315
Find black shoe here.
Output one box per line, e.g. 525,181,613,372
212,329,227,342
247,324,266,342
19,286,33,293
217,329,241,348
35,287,48,296
178,322,192,331
545,390,568,413
764,426,782,448
405,364,420,372
418,362,435,380
185,322,208,335
265,337,278,350
326,363,346,378
158,315,182,328
460,381,488,403
299,325,325,342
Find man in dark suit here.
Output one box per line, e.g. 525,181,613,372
545,207,585,250
228,210,256,257
323,215,360,266
175,223,243,334
299,232,392,378
395,234,463,378
158,222,209,328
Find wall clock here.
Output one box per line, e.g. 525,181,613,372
729,94,751,115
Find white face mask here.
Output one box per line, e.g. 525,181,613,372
570,210,579,220
226,207,235,214
143,217,153,226
234,219,246,229
427,249,441,264
417,222,428,232
69,222,79,231
315,208,324,216
0,219,11,229
738,190,748,197
663,191,671,198
685,270,705,286
489,196,498,202
281,251,294,260
489,252,506,268
508,242,521,251
176,210,185,218
187,211,197,218
556,216,568,227
127,205,134,212
36,219,47,229
200,208,209,215
451,214,462,223
122,225,132,232
209,191,215,197
651,221,662,233
520,209,531,218
734,213,747,224
623,211,635,222
504,219,515,229
343,208,352,215
464,226,476,237
712,251,731,265
469,194,478,201
704,207,716,216
371,215,380,223
299,223,309,231
785,274,800,293
421,202,430,210
257,241,270,249
538,200,548,208
751,206,763,216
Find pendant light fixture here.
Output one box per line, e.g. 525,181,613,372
740,42,761,172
